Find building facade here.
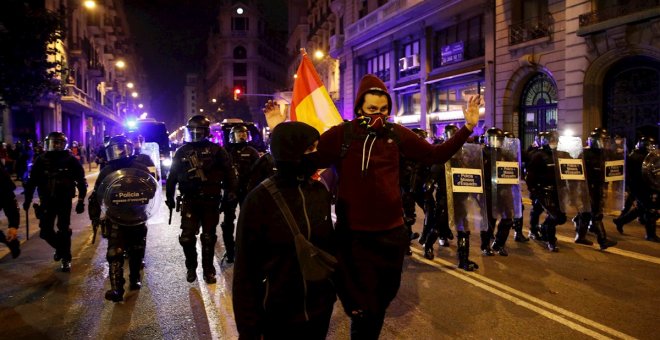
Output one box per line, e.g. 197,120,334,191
3,0,144,150
204,0,289,126
328,0,659,147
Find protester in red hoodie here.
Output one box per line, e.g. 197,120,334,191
264,74,479,338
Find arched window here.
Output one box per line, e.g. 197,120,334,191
519,73,558,148
233,46,247,59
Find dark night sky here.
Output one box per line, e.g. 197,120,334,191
124,0,220,129
123,1,288,130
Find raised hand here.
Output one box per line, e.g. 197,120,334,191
263,100,286,130
462,94,481,131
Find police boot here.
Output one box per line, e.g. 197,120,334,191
613,207,639,234
544,224,559,252
513,218,529,242
573,214,593,246
57,229,73,271
179,234,198,282
480,231,494,256
128,249,145,290
590,220,617,249
457,231,478,271
0,230,20,259
423,244,435,260
528,225,544,241
491,220,512,256
105,261,125,302
644,219,660,242
201,233,217,284
220,223,235,263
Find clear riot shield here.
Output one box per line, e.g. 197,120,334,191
488,137,523,220
140,142,162,181
97,168,161,226
603,139,626,214
555,136,590,215
445,143,488,232
642,149,660,192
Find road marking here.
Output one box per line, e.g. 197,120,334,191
555,235,660,265
195,244,238,339
410,247,637,340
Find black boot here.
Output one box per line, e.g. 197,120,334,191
201,233,217,284
423,245,434,260
0,231,20,258
492,220,512,256
457,231,478,271
220,223,235,264
480,231,494,256
573,214,593,246
181,243,198,282
644,217,660,242
589,219,617,249
128,249,144,290
513,218,529,242
613,206,639,234
57,229,73,267
544,223,559,252
105,261,125,302
528,225,544,241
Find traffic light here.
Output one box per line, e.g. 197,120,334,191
233,87,241,101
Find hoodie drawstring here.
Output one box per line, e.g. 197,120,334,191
361,133,377,176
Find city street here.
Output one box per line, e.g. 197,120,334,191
0,167,659,339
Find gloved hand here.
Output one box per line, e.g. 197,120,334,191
75,201,85,214
166,197,175,210
22,201,30,211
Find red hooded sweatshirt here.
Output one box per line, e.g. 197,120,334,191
317,74,472,232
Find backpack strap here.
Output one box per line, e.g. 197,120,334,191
261,178,302,237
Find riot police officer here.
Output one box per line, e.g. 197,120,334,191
400,128,428,254
578,130,618,249
166,115,238,284
89,135,157,302
24,132,87,271
483,128,523,256
221,125,259,263
0,166,21,258
525,131,565,251
615,136,659,241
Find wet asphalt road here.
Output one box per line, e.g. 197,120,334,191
1,167,659,339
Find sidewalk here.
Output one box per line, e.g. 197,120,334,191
0,162,101,259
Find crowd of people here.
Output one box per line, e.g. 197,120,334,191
0,73,658,340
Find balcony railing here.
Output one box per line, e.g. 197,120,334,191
579,0,660,27
509,14,553,45
62,84,116,119
346,0,423,41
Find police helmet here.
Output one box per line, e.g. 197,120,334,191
443,124,459,140
105,135,134,162
635,136,658,153
45,132,68,152
484,127,505,148
186,115,211,142
230,125,249,144
411,128,428,139
103,135,112,147
587,130,610,149
538,131,559,148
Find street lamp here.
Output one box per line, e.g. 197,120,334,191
138,103,144,109
314,50,325,60
83,0,97,9
115,60,126,69
131,91,138,98
126,82,134,89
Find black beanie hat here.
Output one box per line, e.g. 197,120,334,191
270,121,320,163
354,74,392,116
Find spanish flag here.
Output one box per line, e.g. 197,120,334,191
291,49,343,133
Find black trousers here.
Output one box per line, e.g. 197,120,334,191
335,225,408,340
38,198,73,260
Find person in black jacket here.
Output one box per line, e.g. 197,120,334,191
166,115,238,284
233,121,336,340
221,125,260,263
0,166,21,258
23,132,87,271
88,135,157,302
